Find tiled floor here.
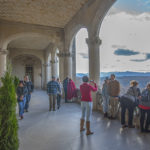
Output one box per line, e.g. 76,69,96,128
19,90,150,150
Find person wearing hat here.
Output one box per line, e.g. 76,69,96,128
47,76,61,111
80,76,97,135
120,80,141,128
102,77,110,118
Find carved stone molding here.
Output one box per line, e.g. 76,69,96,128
57,52,72,57
43,63,51,67
0,49,8,55
86,36,102,47
50,60,58,64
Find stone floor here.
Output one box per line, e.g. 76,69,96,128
19,90,150,150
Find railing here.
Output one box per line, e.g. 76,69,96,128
96,90,140,128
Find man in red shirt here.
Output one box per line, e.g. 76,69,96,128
80,76,97,135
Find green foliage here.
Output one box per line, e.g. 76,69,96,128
0,65,19,150
14,76,20,90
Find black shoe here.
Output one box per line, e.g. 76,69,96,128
128,125,135,128
108,116,115,120
144,129,150,133
122,125,128,129
57,106,60,109
104,113,108,118
140,128,145,132
24,109,28,112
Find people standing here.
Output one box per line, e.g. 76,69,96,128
16,81,28,120
139,83,150,132
102,77,110,118
63,77,69,103
108,74,120,119
120,80,141,128
23,75,33,112
57,78,62,109
80,76,98,135
47,76,61,111
67,78,77,102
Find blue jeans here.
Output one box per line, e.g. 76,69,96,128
25,94,31,110
81,101,93,121
57,94,61,107
102,96,109,113
18,101,24,117
23,96,26,108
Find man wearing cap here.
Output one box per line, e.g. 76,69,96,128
47,76,61,111
108,74,120,119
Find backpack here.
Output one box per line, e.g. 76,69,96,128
141,89,150,102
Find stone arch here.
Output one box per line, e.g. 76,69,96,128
2,32,56,50
68,27,88,82
69,26,88,51
65,24,87,52
12,54,42,89
89,0,116,37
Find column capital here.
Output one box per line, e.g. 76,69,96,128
43,63,50,67
0,49,8,55
86,36,102,46
50,60,58,64
57,52,72,57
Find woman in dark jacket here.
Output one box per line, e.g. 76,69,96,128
17,81,28,120
120,80,141,128
139,83,150,132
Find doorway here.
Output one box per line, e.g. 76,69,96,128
25,65,34,83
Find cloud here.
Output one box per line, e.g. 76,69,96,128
112,45,126,49
79,53,88,59
130,59,146,62
130,53,150,62
114,49,140,56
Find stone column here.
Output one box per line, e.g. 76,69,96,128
41,63,45,89
71,38,76,83
44,63,51,89
50,60,58,78
57,52,65,81
0,49,8,79
86,36,102,109
64,52,72,79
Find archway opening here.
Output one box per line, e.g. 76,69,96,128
12,54,42,89
75,28,89,74
99,0,150,92
70,28,89,87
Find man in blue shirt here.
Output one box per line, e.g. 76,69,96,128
47,76,61,111
63,77,69,103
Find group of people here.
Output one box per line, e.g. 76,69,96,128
101,74,150,133
16,75,33,120
16,73,150,134
47,76,77,111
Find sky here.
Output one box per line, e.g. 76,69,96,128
76,0,150,73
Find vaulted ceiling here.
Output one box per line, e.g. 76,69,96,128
0,0,89,28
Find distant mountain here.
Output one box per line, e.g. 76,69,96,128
76,72,150,78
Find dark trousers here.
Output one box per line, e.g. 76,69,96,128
140,109,150,131
64,89,67,103
24,93,31,111
120,97,135,126
57,94,61,108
